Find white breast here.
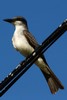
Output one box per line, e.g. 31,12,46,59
12,25,47,71
12,25,34,57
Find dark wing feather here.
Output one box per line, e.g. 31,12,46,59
23,30,64,94
23,30,47,62
23,30,39,48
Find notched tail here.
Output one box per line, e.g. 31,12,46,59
41,70,64,94
47,75,64,94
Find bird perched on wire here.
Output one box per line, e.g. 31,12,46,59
4,16,64,94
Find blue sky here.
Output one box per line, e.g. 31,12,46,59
0,0,67,99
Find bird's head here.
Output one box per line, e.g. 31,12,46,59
4,16,27,27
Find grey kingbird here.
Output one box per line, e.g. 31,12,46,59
4,16,64,94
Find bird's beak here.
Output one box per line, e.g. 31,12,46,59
3,19,13,23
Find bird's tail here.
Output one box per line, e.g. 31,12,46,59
41,66,64,94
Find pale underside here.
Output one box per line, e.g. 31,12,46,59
12,28,49,74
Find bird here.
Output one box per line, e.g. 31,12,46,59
4,16,64,94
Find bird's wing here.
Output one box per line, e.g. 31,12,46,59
23,30,47,64
23,30,39,48
23,30,64,94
